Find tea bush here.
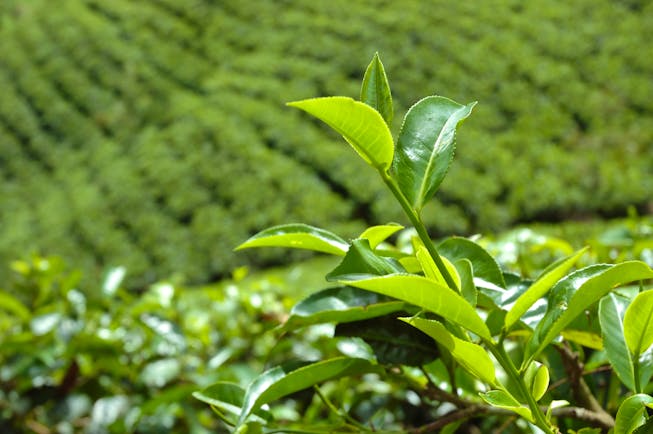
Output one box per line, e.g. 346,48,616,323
0,0,651,287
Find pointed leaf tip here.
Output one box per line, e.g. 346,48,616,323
361,53,393,126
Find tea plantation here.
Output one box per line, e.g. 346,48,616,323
0,0,651,287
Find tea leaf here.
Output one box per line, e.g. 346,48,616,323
341,274,491,340
479,390,533,422
624,290,653,358
393,96,475,211
599,293,635,391
236,223,348,255
360,52,393,125
287,96,394,170
614,394,653,434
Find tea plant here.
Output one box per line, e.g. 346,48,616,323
195,54,653,433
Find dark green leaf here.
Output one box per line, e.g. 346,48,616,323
360,52,393,125
599,293,635,391
236,223,348,255
392,96,475,210
283,286,406,330
287,97,394,170
439,237,506,289
326,238,404,281
236,357,381,427
336,314,439,366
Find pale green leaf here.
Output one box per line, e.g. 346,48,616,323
360,52,393,125
402,317,496,385
287,96,394,170
393,96,475,210
358,224,404,249
0,291,30,321
236,358,380,427
614,394,653,434
236,223,347,256
479,390,533,422
624,290,653,358
415,245,461,290
341,274,491,340
505,247,587,330
599,293,635,391
192,382,271,426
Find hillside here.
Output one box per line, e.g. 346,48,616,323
0,0,651,286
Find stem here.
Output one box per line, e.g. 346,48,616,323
487,343,557,434
313,385,370,431
633,355,642,393
380,171,460,292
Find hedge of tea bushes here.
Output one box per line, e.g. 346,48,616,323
0,0,651,287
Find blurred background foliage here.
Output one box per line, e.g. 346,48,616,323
0,0,651,288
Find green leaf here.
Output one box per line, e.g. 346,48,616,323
529,364,550,401
360,52,393,125
193,382,271,426
0,291,30,321
341,274,491,340
236,223,348,255
614,394,653,434
599,293,635,391
358,223,404,249
479,390,533,422
283,286,406,330
392,96,476,210
287,96,394,170
402,317,495,385
236,357,380,427
505,247,587,330
326,238,404,281
624,290,653,358
439,237,506,289
415,245,461,290
455,258,477,306
527,262,653,363
336,314,440,366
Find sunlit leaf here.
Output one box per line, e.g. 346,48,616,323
358,223,404,249
360,52,393,125
0,291,30,321
236,223,348,256
614,394,653,434
599,293,635,391
287,97,394,170
624,290,653,358
392,96,475,210
236,357,381,427
283,286,406,330
415,245,461,291
341,274,491,340
560,330,603,350
455,258,477,306
193,382,271,426
505,247,587,330
402,317,495,385
479,390,533,422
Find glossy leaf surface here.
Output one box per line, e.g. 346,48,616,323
614,394,653,434
341,274,491,340
193,382,271,426
393,96,475,210
283,286,406,330
439,237,506,289
599,293,635,390
236,358,380,427
528,262,653,362
326,238,404,281
336,315,439,366
403,317,495,384
360,52,393,125
287,96,394,170
235,223,348,255
505,247,587,330
624,290,653,358
479,390,533,422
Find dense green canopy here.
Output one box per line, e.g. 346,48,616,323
0,0,651,286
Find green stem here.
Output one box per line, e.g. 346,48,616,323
313,385,370,431
380,171,459,293
633,355,642,393
487,343,557,434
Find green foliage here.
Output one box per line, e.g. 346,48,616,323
201,54,653,434
0,0,652,287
